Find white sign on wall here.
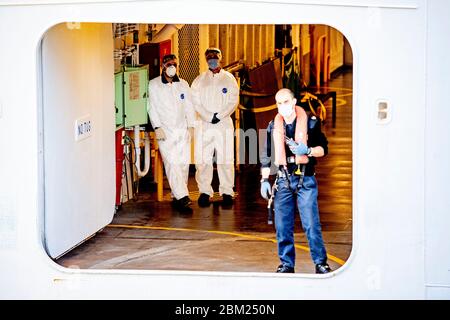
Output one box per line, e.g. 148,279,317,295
75,115,93,142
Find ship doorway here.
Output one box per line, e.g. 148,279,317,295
40,22,353,274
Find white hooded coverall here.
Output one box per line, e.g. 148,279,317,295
147,75,196,200
191,69,239,196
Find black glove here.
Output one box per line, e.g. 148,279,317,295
211,113,220,124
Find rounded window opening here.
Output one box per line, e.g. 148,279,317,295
40,22,353,274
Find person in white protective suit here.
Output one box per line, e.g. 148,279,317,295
191,47,239,207
147,54,196,211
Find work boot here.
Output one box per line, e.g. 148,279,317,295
174,196,192,212
315,263,332,274
276,264,295,273
198,193,211,207
178,196,192,207
222,194,233,207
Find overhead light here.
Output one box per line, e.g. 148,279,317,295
66,22,81,30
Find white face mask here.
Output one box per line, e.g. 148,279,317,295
165,65,176,78
278,102,295,118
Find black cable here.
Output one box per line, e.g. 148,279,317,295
123,134,137,199
123,134,137,165
123,133,146,200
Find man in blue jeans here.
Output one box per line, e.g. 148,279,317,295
260,88,331,274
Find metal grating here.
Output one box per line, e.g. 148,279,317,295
178,24,200,85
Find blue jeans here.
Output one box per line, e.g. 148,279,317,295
274,174,327,267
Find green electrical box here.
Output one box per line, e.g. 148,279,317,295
115,65,149,127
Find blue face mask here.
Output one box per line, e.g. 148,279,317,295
207,59,220,70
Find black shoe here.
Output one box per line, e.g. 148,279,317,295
276,264,295,273
173,196,192,212
315,263,332,274
178,196,192,207
222,194,233,207
198,193,210,207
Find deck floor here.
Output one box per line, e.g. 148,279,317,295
58,70,353,274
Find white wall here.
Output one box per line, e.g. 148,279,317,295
41,23,115,258
425,0,450,298
0,0,447,299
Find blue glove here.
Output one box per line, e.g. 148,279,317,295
287,139,309,155
260,179,272,200
211,112,220,124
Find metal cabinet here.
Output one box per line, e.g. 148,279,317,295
115,65,149,127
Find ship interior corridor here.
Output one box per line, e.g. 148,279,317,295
44,23,353,274
58,75,352,274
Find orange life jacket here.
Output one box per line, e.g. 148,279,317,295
273,106,309,166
